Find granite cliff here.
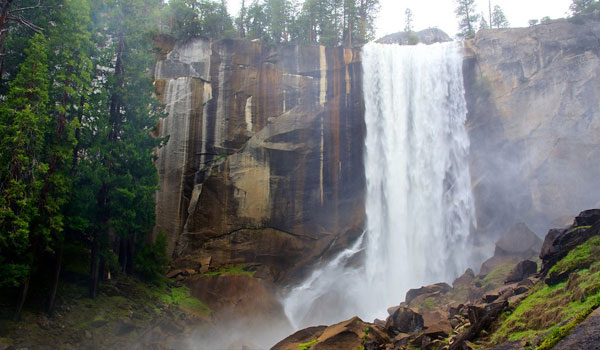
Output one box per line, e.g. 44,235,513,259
152,18,600,322
464,18,600,238
153,37,365,321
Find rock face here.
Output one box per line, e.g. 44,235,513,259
464,19,600,237
376,28,452,45
154,38,365,285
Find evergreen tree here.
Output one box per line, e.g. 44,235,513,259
0,33,49,290
479,12,489,30
404,8,413,32
491,5,509,28
455,0,480,39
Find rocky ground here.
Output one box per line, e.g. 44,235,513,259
273,209,600,350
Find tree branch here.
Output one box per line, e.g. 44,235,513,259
7,14,42,32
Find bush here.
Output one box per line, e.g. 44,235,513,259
134,232,168,285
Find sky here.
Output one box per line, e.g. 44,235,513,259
227,0,573,39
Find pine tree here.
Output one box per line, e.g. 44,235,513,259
455,0,480,39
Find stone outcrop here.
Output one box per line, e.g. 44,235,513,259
154,38,365,287
464,18,600,237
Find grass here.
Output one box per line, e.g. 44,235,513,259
488,236,600,347
298,338,318,350
202,264,255,277
537,294,600,349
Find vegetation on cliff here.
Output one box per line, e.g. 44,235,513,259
164,0,380,47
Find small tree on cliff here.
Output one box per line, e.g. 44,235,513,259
491,5,509,28
404,8,413,32
455,0,480,39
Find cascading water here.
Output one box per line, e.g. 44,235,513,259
283,41,476,330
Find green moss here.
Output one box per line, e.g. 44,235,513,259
548,236,600,280
159,286,211,317
203,264,255,277
298,338,318,350
489,237,600,346
422,297,438,311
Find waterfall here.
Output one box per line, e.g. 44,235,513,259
283,41,475,330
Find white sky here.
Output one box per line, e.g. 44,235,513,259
227,0,573,39
376,0,572,38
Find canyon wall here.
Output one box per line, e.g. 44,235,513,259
153,37,365,284
464,18,600,239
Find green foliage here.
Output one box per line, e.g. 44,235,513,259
134,233,169,285
455,0,480,39
491,5,510,29
166,0,235,41
298,338,318,350
203,264,256,277
570,0,600,15
0,33,50,288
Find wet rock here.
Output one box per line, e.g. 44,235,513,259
504,260,537,284
385,307,424,334
274,317,388,350
271,325,327,350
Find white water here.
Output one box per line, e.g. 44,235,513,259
283,42,475,330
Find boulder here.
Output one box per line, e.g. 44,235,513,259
453,268,475,288
422,311,452,338
269,326,327,350
479,255,521,276
274,317,389,350
384,307,424,334
504,260,538,284
494,223,542,259
405,283,451,305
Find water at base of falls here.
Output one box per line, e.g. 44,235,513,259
283,41,476,330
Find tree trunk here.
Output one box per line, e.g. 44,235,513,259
46,243,63,317
13,273,30,321
89,239,99,298
126,233,134,275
